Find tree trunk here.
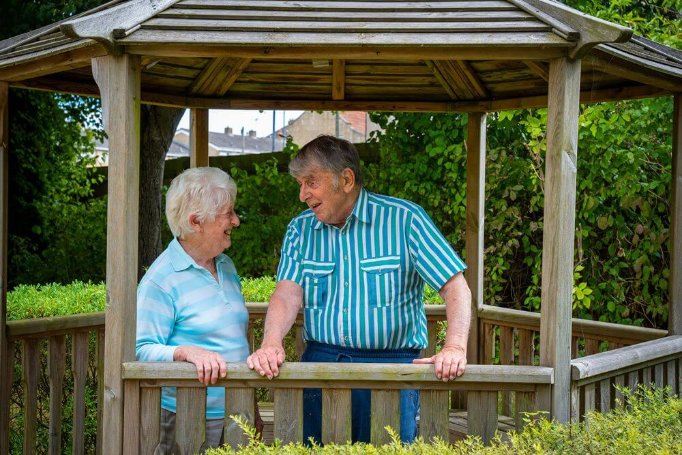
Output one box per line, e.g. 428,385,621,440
138,105,184,280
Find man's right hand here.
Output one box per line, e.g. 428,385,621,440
246,345,286,379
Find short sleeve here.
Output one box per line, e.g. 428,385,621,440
276,222,304,285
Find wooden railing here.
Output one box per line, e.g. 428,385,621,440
122,361,553,452
4,303,671,452
570,336,682,420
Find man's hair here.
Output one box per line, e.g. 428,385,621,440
289,135,363,186
165,167,237,239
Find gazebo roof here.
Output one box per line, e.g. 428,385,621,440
0,0,680,112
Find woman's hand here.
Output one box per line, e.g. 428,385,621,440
174,346,227,385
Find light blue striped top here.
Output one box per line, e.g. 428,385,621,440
277,188,466,349
136,238,250,419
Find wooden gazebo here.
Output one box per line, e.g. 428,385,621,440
0,1,681,453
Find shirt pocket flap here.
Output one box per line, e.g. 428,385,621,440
360,256,401,275
302,260,335,278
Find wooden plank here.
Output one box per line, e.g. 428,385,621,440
190,57,251,96
665,360,677,393
613,375,626,407
190,108,209,167
598,378,611,413
224,387,256,449
176,387,206,454
96,328,104,455
140,388,161,455
627,370,640,396
0,81,9,455
642,366,653,386
585,338,600,356
122,380,140,455
482,323,495,364
499,326,514,416
6,313,104,340
332,59,345,100
467,391,497,443
570,383,581,423
371,390,400,445
517,329,534,366
322,389,352,444
583,382,596,417
419,390,449,443
95,53,141,455
72,331,89,455
653,363,664,388
22,338,41,455
423,320,438,358
671,95,682,335
539,57,581,423
466,112,486,365
524,61,549,81
274,388,302,444
48,335,66,455
176,1,519,11
514,391,534,430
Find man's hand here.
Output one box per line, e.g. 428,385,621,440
413,345,467,381
246,344,286,379
174,346,227,385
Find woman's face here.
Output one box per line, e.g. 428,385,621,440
201,204,240,254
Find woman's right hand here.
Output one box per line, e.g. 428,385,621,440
174,346,227,385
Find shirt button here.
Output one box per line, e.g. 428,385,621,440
344,255,348,261
343,309,348,313
344,336,349,342
344,281,349,287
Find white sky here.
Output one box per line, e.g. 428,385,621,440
178,109,304,137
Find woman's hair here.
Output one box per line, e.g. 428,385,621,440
289,135,363,186
165,167,237,239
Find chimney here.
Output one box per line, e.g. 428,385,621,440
224,126,233,135
248,129,257,138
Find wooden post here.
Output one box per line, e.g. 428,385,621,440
670,95,682,335
466,112,486,365
539,57,581,423
0,81,9,455
190,108,209,167
94,54,141,455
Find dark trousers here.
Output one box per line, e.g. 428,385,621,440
301,341,420,444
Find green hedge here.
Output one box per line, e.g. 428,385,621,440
207,386,682,454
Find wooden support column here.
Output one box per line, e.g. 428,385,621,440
93,54,141,455
0,81,9,455
670,94,682,335
466,112,486,364
539,57,581,423
190,108,209,167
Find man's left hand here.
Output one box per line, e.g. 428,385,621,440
413,345,467,381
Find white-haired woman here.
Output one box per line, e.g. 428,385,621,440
136,167,259,453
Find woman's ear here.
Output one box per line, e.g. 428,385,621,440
341,168,356,193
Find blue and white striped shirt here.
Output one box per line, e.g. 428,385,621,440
277,188,466,350
136,238,250,419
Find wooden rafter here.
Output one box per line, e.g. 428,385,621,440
429,60,489,100
426,60,457,100
524,61,549,81
585,54,682,92
332,59,345,101
189,57,252,96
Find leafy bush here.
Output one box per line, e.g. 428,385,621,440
7,281,106,320
207,385,682,454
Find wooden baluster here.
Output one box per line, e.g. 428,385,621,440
224,387,256,448
274,388,302,444
499,327,514,416
627,370,640,398
665,360,678,393
140,388,161,454
370,390,400,445
467,391,497,444
641,366,653,387
419,390,449,443
569,383,581,423
176,387,206,454
583,382,596,419
585,339,600,356
96,328,104,455
613,375,626,408
22,338,40,455
123,380,140,455
423,320,438,358
515,392,534,431
48,335,66,455
517,329,534,366
72,331,88,455
322,389,352,444
571,337,580,358
294,324,306,360
598,378,611,412
654,363,665,388
482,323,495,364
678,358,682,395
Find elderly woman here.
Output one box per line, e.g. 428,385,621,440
136,167,256,453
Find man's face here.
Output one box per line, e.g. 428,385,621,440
295,167,355,227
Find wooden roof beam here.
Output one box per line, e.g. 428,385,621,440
524,61,549,82
585,54,682,92
332,59,345,101
0,44,106,82
428,60,488,100
189,57,251,96
425,61,458,100
513,0,632,58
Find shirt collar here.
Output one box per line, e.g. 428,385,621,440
312,187,370,230
168,237,227,272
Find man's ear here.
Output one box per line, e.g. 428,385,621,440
341,168,356,193
189,213,202,232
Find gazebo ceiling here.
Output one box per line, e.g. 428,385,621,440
0,0,680,112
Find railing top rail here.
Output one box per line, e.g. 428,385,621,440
571,335,682,380
122,361,554,385
6,311,104,340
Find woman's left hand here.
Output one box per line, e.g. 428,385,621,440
174,345,227,385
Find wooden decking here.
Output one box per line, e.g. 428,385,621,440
257,403,515,444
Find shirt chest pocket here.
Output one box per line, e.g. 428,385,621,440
360,256,401,308
302,260,335,310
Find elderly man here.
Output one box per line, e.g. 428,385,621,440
247,135,471,443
